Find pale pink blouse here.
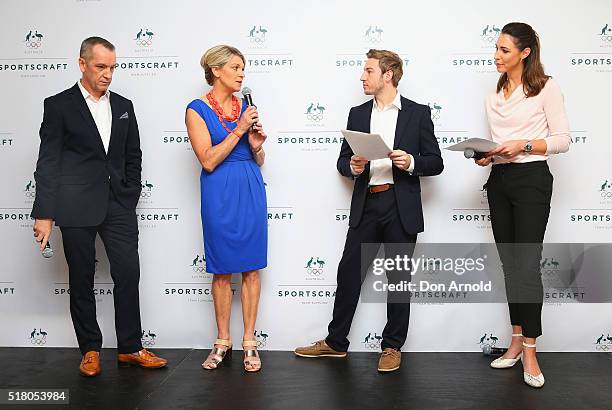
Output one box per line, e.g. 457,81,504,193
485,78,571,164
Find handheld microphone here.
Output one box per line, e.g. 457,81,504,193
241,87,257,130
42,242,54,258
482,345,507,356
464,148,487,160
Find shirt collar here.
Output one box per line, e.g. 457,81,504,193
78,80,110,101
373,91,402,112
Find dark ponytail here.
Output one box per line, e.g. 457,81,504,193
496,22,550,97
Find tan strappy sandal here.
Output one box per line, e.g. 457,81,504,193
242,340,261,372
202,339,232,370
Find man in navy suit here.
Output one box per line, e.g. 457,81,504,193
295,49,443,372
31,37,166,376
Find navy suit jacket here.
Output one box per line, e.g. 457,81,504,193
31,83,142,227
337,96,443,234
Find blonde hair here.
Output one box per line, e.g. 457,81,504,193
200,45,245,86
366,49,403,87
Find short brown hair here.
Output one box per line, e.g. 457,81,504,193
80,36,115,60
200,45,246,86
366,49,403,87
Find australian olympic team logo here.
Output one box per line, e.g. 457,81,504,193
427,102,443,122
191,254,206,273
248,25,268,43
29,328,47,345
478,332,499,350
481,24,501,44
254,330,269,348
140,180,154,198
540,257,560,277
480,183,488,200
134,28,154,47
304,102,326,122
24,180,36,199
600,23,612,43
599,179,612,198
362,332,382,350
24,30,44,48
364,26,383,44
141,330,157,347
304,257,326,276
594,333,612,351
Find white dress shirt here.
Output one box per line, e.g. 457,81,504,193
77,80,112,153
354,92,414,185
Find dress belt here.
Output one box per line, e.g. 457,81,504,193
368,183,393,194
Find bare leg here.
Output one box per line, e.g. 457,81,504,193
241,270,261,371
522,336,542,376
501,325,524,359
241,270,261,340
212,273,233,347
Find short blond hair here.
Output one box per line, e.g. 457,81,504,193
200,45,246,86
366,49,403,87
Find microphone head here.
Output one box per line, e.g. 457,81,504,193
464,148,475,159
482,344,491,355
42,245,54,258
241,87,252,96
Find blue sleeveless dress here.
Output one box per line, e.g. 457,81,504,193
187,99,267,274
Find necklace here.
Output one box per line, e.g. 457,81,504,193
206,91,240,134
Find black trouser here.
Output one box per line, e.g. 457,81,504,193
326,187,417,352
60,191,143,355
486,161,553,338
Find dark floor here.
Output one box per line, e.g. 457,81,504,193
0,348,610,409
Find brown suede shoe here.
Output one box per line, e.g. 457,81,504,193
294,340,347,358
117,349,167,369
79,351,101,377
378,348,401,372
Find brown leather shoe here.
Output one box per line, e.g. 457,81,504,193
294,340,347,358
378,348,401,372
79,351,101,377
117,349,167,369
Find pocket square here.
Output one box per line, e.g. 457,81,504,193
119,112,129,120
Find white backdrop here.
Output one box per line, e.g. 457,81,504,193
1,0,611,353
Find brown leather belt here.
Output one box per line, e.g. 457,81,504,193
368,183,393,194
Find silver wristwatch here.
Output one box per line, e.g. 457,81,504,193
523,140,533,153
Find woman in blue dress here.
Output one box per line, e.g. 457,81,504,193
186,45,267,372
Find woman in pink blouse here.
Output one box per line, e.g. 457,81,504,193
475,22,570,388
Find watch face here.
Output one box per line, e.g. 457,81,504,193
525,143,533,152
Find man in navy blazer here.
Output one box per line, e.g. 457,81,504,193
296,49,443,372
31,37,166,376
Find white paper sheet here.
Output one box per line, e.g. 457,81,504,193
340,129,392,160
446,137,499,152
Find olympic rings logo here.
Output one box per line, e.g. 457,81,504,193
306,114,324,122
31,337,46,345
481,35,499,43
140,191,152,198
307,268,323,276
363,341,381,350
595,344,610,351
192,266,206,273
601,191,612,198
136,39,153,47
601,36,612,42
142,339,156,347
25,40,42,48
256,340,266,348
249,36,266,44
24,192,36,198
431,112,441,121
